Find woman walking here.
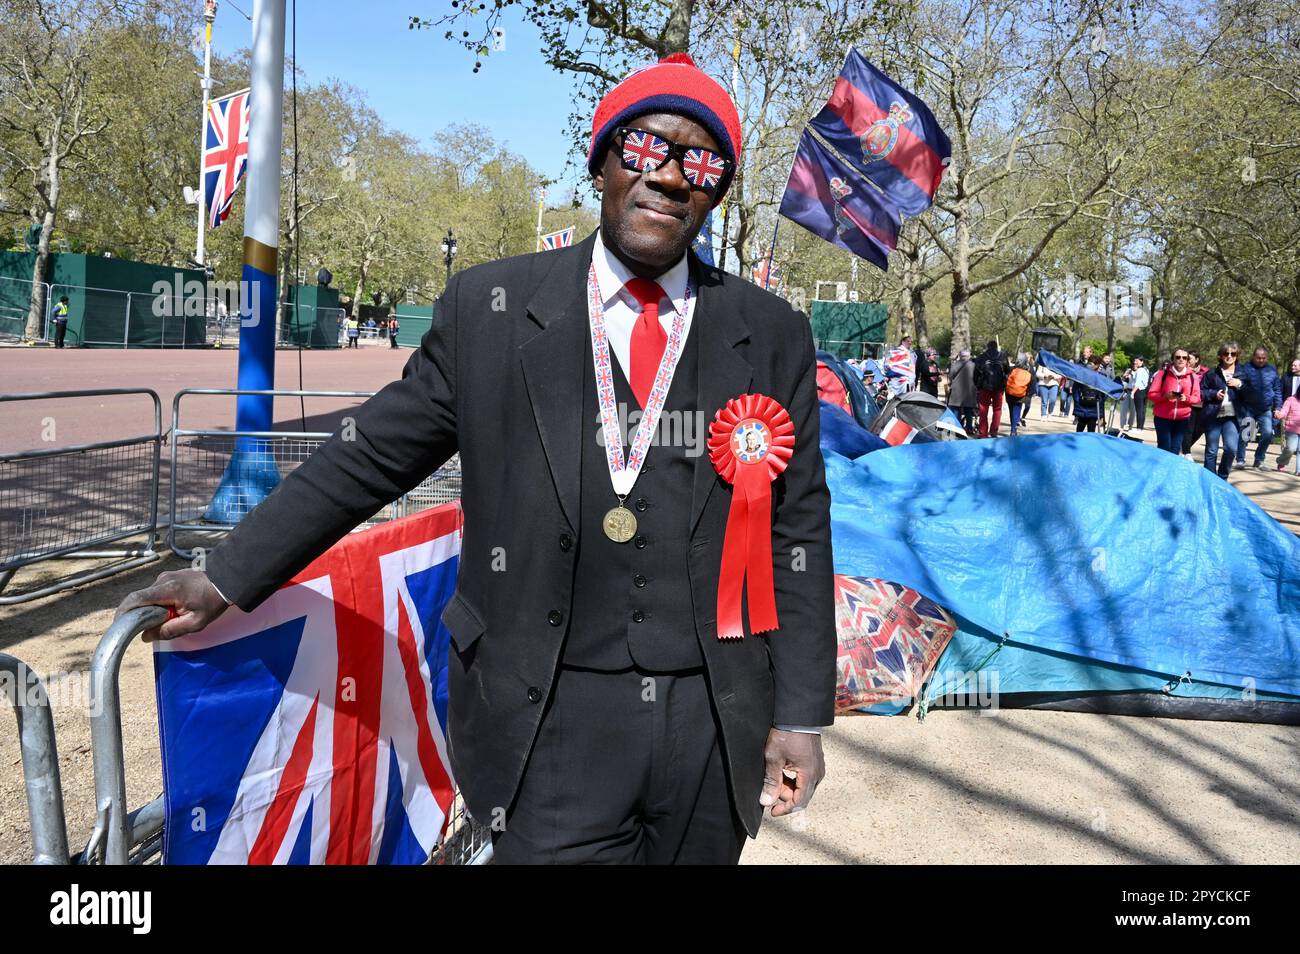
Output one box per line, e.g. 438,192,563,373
1148,350,1200,454
1200,343,1246,478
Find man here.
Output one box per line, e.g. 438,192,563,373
1235,347,1282,469
1130,356,1150,430
947,348,977,435
973,340,1010,438
51,295,69,348
116,53,836,865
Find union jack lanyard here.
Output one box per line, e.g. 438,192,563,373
587,263,692,500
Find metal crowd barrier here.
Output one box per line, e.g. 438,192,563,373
167,388,461,559
0,389,164,604
88,605,491,866
1,653,71,864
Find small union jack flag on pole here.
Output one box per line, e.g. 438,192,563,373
204,88,251,230
540,227,575,250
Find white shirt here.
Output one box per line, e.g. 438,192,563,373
590,230,694,382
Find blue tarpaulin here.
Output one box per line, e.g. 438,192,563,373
1037,349,1124,399
823,434,1300,701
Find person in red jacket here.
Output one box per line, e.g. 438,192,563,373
1149,349,1201,454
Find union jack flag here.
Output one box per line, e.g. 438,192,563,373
751,258,782,292
879,417,918,446
540,227,575,250
153,504,461,864
204,88,251,230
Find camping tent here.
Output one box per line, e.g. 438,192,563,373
870,391,966,442
823,434,1300,723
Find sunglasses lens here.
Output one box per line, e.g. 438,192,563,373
682,147,727,189
621,130,669,172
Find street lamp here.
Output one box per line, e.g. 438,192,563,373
440,229,457,285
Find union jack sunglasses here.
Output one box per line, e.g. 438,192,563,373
614,126,733,191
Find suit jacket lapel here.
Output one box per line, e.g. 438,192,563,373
520,233,597,532
689,256,752,537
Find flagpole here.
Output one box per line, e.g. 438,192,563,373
534,187,545,252
206,0,284,522
196,0,216,266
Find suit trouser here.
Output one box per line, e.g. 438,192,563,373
491,663,747,864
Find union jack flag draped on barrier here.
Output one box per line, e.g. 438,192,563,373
153,505,461,864
204,88,251,230
540,227,575,250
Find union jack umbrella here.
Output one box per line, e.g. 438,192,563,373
540,227,575,250
204,88,251,230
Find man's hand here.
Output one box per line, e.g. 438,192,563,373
115,569,229,642
760,728,825,817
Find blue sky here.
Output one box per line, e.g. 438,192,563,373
212,0,591,194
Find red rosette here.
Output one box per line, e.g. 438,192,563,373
707,393,796,640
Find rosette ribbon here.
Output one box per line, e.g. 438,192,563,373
707,393,796,640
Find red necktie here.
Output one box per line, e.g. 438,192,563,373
624,277,667,410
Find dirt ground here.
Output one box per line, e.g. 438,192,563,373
2,354,1298,864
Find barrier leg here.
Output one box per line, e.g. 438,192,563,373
1,654,70,864
88,605,167,865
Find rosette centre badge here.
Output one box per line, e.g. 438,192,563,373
731,420,772,464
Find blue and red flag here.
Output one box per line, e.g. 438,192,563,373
153,504,461,865
203,88,251,230
779,130,900,270
810,49,950,217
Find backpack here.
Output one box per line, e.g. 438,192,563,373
1006,367,1031,399
974,352,1007,392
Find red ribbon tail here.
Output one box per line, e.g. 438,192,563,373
716,483,749,640
742,469,778,634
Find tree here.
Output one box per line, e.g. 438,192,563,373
0,0,124,337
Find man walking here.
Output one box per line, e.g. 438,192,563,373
974,340,1010,438
1235,347,1282,469
116,53,835,866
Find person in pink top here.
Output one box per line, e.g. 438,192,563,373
1148,349,1201,454
1274,393,1300,476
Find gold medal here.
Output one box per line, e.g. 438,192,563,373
602,505,637,543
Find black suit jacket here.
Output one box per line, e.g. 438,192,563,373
206,231,837,836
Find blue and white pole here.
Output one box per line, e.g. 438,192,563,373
208,0,285,522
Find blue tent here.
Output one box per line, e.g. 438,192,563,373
823,433,1300,722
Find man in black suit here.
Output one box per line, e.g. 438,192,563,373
118,53,836,864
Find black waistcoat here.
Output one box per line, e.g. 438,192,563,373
563,316,704,671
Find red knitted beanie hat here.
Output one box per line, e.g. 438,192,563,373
588,53,742,206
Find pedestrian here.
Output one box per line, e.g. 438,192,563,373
1181,351,1207,457
1131,356,1150,430
346,315,360,349
51,295,70,348
117,52,833,865
1073,358,1104,433
1233,347,1282,469
1036,363,1061,417
1274,391,1300,476
1118,364,1137,431
947,348,977,435
1148,349,1200,454
916,345,939,397
1201,342,1246,478
1005,358,1032,436
974,340,1010,438
1282,357,1300,404
1059,376,1073,417
388,315,400,349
